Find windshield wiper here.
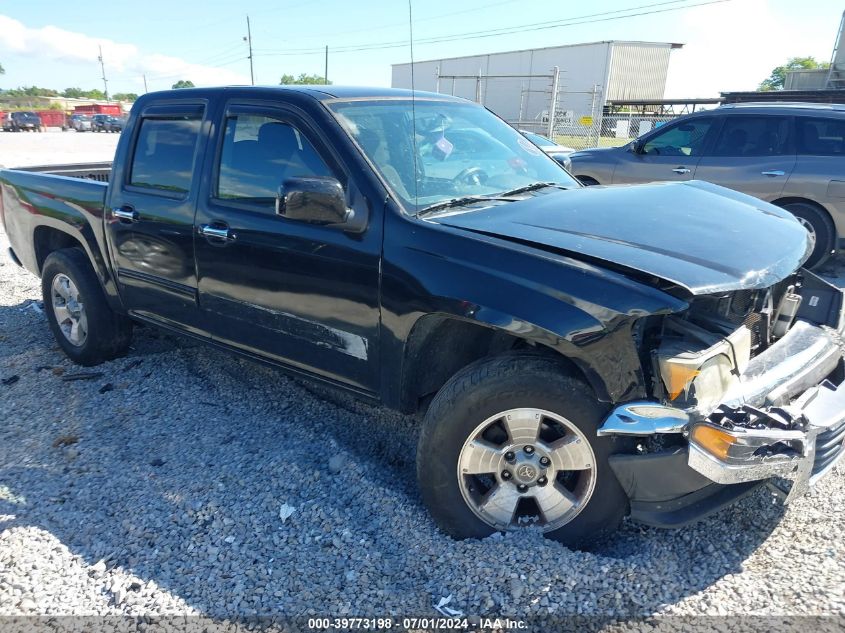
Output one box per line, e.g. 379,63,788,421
416,182,569,217
496,182,568,197
417,194,513,217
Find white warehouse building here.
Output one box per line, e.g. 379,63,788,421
391,40,683,137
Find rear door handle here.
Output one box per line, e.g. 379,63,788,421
112,206,138,222
672,167,691,174
762,170,786,177
198,223,235,242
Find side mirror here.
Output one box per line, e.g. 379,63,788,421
276,176,351,226
630,139,644,154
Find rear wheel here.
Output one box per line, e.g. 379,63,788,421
41,248,133,366
417,354,629,548
779,201,835,269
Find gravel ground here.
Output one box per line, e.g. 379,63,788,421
0,129,119,168
1,229,844,626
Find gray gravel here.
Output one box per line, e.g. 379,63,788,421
1,228,845,622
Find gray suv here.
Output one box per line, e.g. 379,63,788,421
568,103,845,268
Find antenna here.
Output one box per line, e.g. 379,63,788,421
98,45,109,100
245,15,255,85
408,0,419,206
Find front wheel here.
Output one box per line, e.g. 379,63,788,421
417,354,629,548
42,248,133,366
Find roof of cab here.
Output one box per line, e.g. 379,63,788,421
141,85,466,102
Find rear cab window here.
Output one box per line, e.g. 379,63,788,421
128,104,205,196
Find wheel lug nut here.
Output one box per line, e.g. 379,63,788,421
501,470,512,480
504,451,515,462
537,476,548,486
539,456,550,467
517,484,528,493
523,445,535,455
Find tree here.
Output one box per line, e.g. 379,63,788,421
759,56,830,91
0,63,4,75
280,73,330,85
112,92,139,102
171,80,195,89
62,87,85,98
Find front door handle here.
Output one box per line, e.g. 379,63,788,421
112,206,138,222
198,224,235,242
672,167,691,174
762,170,786,177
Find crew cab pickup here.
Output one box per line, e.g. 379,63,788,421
2,86,845,547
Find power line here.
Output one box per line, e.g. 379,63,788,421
253,0,722,57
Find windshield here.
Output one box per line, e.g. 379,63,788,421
328,98,578,213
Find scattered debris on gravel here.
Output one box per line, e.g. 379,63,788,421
1,231,844,621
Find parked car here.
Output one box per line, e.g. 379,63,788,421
104,115,127,133
568,103,845,268
91,114,112,132
520,130,575,169
2,87,844,548
68,114,93,132
1,111,42,132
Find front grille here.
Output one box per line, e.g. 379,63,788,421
813,419,845,476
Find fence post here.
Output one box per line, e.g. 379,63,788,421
547,66,560,139
435,66,440,94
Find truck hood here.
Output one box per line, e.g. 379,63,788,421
428,180,812,295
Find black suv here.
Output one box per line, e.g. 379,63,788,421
2,111,42,132
91,114,112,132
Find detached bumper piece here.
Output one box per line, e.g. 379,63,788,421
688,379,845,502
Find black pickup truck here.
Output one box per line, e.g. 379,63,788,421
2,86,845,547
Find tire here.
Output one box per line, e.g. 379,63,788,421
779,201,835,269
41,248,132,366
577,176,600,186
417,353,629,548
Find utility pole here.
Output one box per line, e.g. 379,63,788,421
143,74,148,93
98,45,109,100
324,45,328,84
244,15,254,85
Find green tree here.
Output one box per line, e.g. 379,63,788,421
0,63,5,75
759,56,830,91
112,92,139,102
62,87,85,98
171,80,195,89
4,86,59,97
280,73,330,85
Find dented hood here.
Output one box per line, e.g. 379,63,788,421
429,180,812,295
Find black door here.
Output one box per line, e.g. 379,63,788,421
105,102,210,334
193,103,382,393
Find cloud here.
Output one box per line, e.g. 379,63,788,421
664,0,831,97
0,15,250,87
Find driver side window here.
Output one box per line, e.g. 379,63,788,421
642,118,713,157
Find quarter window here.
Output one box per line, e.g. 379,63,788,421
796,117,845,156
216,115,335,204
711,116,790,157
129,116,202,193
642,118,713,157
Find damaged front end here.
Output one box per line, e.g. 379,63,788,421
599,269,845,527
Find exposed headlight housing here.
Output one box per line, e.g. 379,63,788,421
655,318,752,417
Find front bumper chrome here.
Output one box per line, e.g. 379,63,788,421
599,317,845,502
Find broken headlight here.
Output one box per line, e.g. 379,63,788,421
655,318,751,417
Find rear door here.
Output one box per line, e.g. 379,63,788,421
105,101,210,334
193,101,382,393
693,114,795,201
612,116,716,184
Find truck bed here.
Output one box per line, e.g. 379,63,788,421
13,161,112,183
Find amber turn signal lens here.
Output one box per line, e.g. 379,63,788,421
663,363,700,400
690,424,736,460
